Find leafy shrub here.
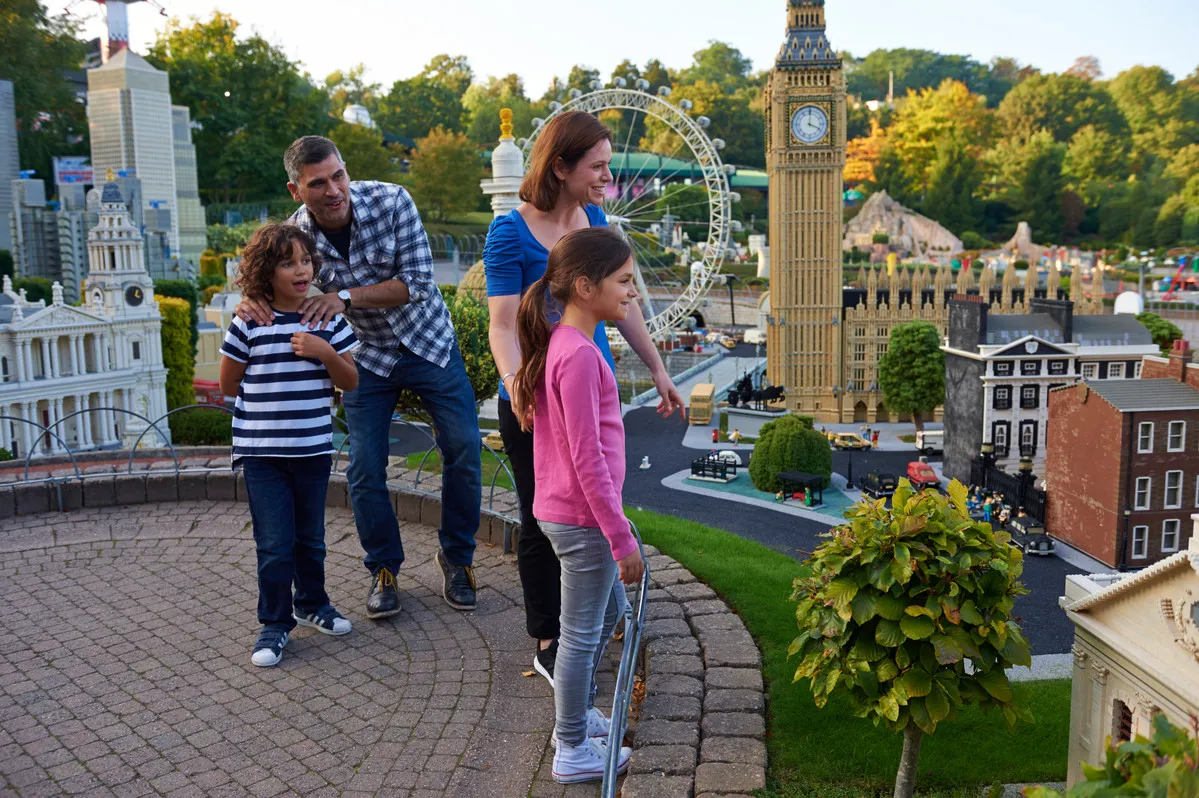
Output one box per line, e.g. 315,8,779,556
0,446,12,462
168,408,233,445
0,249,12,279
872,233,890,244
748,414,832,493
1137,311,1183,354
159,296,195,410
13,277,52,303
960,231,992,250
1024,714,1198,798
197,274,225,290
154,280,199,351
791,480,1032,798
201,285,222,307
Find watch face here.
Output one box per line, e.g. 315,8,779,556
125,285,144,307
791,105,829,144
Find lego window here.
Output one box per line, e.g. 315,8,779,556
1135,362,1143,378
993,361,1013,376
1130,528,1148,560
1134,476,1152,510
1020,360,1041,375
1020,422,1037,453
993,387,1011,410
1138,422,1154,453
132,341,141,361
1,356,7,382
993,422,1009,455
1165,470,1183,509
1162,519,1181,553
1168,421,1186,452
1081,363,1098,379
1108,362,1125,379
1048,360,1067,375
1020,386,1039,409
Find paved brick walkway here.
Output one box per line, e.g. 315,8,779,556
0,502,620,797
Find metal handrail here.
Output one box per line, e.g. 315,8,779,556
603,518,650,796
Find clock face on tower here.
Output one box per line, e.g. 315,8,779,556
791,104,829,144
125,285,144,307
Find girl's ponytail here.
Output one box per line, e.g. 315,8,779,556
515,275,552,431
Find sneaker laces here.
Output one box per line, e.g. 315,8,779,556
456,565,477,591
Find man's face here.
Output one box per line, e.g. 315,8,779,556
288,153,351,230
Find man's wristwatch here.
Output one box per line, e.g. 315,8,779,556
337,289,352,310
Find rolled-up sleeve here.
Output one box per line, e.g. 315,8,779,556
482,215,525,297
392,187,436,304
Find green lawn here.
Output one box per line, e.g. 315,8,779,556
406,448,515,491
626,507,1070,797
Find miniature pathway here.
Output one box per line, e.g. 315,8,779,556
0,502,609,798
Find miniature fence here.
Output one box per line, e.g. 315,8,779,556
969,460,1047,523
0,404,522,550
427,233,486,265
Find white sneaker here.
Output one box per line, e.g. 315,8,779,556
293,608,352,636
552,736,631,784
550,707,613,748
250,628,289,667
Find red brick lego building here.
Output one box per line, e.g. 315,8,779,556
1046,340,1199,567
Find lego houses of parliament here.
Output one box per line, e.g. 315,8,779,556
763,0,1101,425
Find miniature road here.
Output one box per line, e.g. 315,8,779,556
0,502,620,797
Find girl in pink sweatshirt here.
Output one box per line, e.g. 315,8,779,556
513,227,644,783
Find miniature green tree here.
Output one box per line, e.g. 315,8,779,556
748,414,832,493
878,320,944,432
1024,714,1198,798
790,479,1033,798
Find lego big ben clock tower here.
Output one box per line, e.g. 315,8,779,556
764,0,847,421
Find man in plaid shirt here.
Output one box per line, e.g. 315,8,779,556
236,136,480,619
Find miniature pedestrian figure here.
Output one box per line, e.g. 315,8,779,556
729,428,743,444
982,499,993,524
639,456,650,470
220,224,361,667
712,428,719,444
871,430,879,448
513,228,636,782
998,504,1011,526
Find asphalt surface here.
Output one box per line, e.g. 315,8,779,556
384,405,1078,656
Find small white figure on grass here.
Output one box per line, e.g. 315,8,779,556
639,456,651,470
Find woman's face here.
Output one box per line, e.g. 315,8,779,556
556,138,612,207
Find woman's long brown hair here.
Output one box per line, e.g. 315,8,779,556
519,111,612,212
514,228,632,431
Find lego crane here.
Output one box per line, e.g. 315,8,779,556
64,0,168,62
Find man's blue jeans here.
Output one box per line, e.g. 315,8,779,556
242,454,333,631
341,345,480,575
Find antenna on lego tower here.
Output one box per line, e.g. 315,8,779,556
77,0,169,63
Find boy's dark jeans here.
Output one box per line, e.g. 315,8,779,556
242,454,333,630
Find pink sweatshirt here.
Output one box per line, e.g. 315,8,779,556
531,325,636,560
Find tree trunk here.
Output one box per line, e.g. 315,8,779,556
912,411,924,433
893,722,923,798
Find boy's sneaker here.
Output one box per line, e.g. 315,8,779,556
552,736,631,784
533,639,558,688
550,707,613,748
294,607,352,636
367,567,401,619
435,550,477,610
250,628,289,667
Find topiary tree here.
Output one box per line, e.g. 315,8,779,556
879,320,944,432
790,480,1033,798
1025,714,1198,798
747,413,832,493
1136,311,1183,355
158,296,195,410
154,280,199,352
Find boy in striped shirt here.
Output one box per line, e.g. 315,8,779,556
219,224,360,667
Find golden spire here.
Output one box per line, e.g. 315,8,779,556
499,108,513,140
106,167,115,182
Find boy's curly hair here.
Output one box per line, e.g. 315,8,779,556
236,224,321,301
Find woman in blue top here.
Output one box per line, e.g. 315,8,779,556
484,110,685,687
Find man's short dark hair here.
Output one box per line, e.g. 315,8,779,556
284,136,343,184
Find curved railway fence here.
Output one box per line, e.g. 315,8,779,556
0,404,522,551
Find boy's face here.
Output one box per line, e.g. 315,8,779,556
270,240,315,305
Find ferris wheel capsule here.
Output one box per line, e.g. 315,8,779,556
569,88,582,99
678,99,693,111
657,86,672,97
635,78,650,91
548,101,562,112
696,115,710,128
516,138,528,148
731,220,744,232
613,77,627,88
531,117,545,128
729,191,742,203
589,79,603,90
712,138,726,150
723,164,737,175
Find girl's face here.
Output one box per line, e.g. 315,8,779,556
269,239,315,306
583,257,639,322
557,138,612,206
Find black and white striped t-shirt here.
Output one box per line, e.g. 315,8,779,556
220,311,359,462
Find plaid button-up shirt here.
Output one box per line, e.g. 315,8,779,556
290,181,456,376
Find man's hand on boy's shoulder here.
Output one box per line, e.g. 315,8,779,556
234,297,274,327
299,292,346,330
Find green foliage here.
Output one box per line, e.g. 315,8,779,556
960,231,993,250
12,277,51,304
1108,66,1199,162
0,447,12,462
1136,312,1183,354
2,1,90,183
153,281,200,351
1025,714,1198,798
845,49,1020,107
167,408,233,446
158,296,196,411
879,322,945,427
200,284,222,307
923,131,982,234
404,127,483,221
462,74,545,147
328,122,405,183
146,13,332,204
747,414,832,494
1018,137,1067,241
206,221,263,254
995,73,1126,142
1154,195,1188,247
375,63,468,140
790,480,1033,794
396,290,497,420
197,274,225,291
873,233,891,245
0,250,12,279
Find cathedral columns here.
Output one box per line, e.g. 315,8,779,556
20,402,35,457
40,338,52,379
68,335,79,376
23,341,34,382
91,334,101,374
14,341,26,383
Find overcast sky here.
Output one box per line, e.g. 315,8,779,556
76,0,1198,96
